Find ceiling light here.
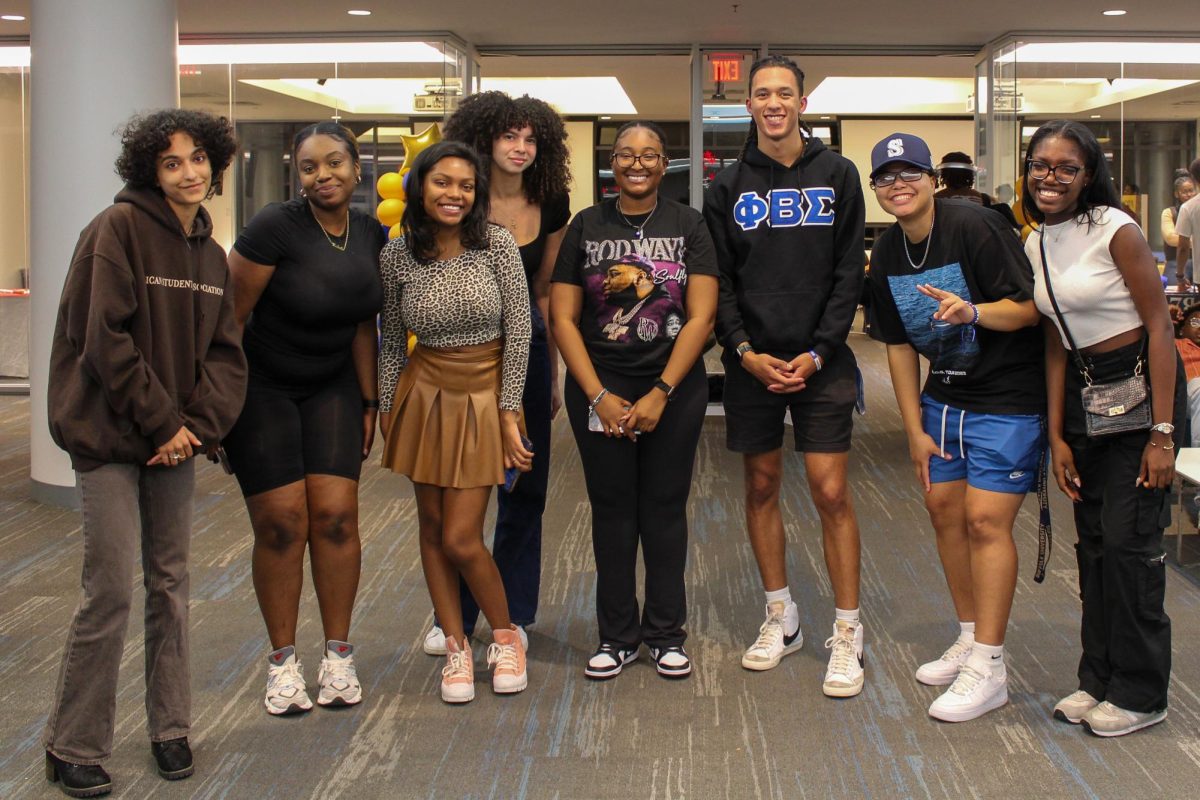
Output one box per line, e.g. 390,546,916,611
179,41,451,65
1,14,26,21
1004,41,1200,65
1090,114,1102,118
347,9,372,15
1102,9,1126,15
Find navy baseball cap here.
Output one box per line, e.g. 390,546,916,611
870,133,934,179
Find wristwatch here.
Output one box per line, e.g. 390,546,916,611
735,341,754,361
653,379,675,399
1150,422,1175,435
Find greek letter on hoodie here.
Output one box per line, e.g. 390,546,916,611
48,187,248,471
703,135,865,363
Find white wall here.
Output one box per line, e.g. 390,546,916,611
840,118,975,225
565,119,593,218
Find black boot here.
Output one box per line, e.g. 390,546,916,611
44,751,112,798
151,737,194,780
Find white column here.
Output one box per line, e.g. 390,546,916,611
29,0,179,506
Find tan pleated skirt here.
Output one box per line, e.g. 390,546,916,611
381,340,506,489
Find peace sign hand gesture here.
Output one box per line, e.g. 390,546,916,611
917,283,977,326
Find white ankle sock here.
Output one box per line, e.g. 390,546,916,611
835,607,860,626
958,621,976,643
968,641,1004,674
765,587,792,606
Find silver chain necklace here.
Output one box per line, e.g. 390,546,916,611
904,210,935,269
616,197,658,240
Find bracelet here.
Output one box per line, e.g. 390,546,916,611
363,398,380,409
965,302,979,326
808,350,823,371
1149,440,1176,450
589,388,609,413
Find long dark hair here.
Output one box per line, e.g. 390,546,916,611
400,140,491,263
1021,120,1120,226
740,54,811,159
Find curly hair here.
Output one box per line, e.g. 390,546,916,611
444,91,571,205
115,109,237,195
401,140,492,263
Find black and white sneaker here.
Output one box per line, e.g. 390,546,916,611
649,646,692,678
584,643,639,679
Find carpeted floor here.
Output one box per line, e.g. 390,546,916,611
2,333,1200,799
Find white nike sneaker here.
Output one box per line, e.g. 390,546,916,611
423,625,447,656
928,663,1008,722
317,641,362,707
264,649,313,716
915,637,973,686
823,621,865,698
741,601,803,671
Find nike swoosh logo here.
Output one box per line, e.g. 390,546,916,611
784,629,800,646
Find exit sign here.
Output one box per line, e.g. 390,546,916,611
710,56,741,83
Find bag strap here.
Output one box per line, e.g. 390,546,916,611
1037,229,1090,379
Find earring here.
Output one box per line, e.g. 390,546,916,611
356,175,362,184
300,189,307,198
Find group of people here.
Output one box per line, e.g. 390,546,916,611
40,54,1181,798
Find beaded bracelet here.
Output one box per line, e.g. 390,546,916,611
965,302,980,326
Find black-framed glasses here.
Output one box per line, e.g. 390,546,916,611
612,152,663,168
871,168,928,188
1026,160,1082,185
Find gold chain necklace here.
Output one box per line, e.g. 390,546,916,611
315,208,351,251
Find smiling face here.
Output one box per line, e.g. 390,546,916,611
156,131,212,218
610,126,666,202
421,156,477,230
1028,135,1090,225
1177,180,1197,205
295,133,359,210
746,66,807,144
872,164,935,223
492,125,537,177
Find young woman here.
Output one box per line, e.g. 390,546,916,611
550,121,717,680
1025,120,1184,737
1163,175,1196,286
44,109,245,795
866,133,1043,722
417,92,571,655
225,122,385,716
378,140,532,703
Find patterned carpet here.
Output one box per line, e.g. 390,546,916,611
2,332,1199,799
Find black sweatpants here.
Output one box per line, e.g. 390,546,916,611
1063,340,1184,713
564,362,707,649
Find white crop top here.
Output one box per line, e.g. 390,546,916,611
1028,206,1141,349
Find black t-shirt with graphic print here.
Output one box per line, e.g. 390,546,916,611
552,197,718,376
868,199,1044,414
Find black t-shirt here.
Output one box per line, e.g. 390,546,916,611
868,199,1044,414
517,193,571,283
234,199,386,384
552,197,718,376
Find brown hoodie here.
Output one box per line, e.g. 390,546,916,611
48,187,248,471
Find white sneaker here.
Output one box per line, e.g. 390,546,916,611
317,641,362,707
1081,701,1167,737
264,649,313,716
915,638,973,686
423,625,447,656
741,601,803,671
1053,690,1099,724
928,663,1008,722
823,621,865,698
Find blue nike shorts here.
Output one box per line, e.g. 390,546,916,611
920,395,1045,494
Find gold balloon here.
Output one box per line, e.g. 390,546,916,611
399,123,442,171
388,222,402,240
377,172,405,201
377,198,405,228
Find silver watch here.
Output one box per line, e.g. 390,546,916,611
1150,422,1175,435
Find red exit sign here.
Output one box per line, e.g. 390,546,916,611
710,56,741,83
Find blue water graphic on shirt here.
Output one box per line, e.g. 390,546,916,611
888,262,979,378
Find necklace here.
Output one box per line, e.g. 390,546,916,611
904,210,935,269
616,197,658,240
602,296,651,340
315,207,351,251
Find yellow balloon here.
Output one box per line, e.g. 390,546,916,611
377,198,405,228
399,123,442,172
377,171,405,201
388,222,402,240
407,332,417,355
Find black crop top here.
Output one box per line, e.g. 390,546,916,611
234,199,386,384
516,193,571,287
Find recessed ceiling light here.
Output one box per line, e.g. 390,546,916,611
1,14,27,21
347,9,372,15
1090,114,1102,118
820,115,831,119
599,115,612,120
1103,9,1126,15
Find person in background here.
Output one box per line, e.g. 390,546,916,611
1176,160,1200,290
225,122,385,717
1164,174,1197,287
934,151,991,205
1025,120,1183,737
44,109,245,796
419,91,572,656
1174,303,1200,447
378,141,532,703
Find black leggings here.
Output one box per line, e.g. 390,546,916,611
223,366,364,497
564,361,707,648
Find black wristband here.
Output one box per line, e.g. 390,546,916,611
363,398,380,409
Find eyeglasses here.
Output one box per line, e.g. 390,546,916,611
871,169,928,188
1027,160,1082,185
612,152,663,168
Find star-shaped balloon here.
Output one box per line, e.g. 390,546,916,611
400,124,442,171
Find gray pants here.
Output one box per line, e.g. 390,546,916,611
43,461,195,764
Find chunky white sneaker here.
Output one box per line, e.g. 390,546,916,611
915,638,973,686
823,621,865,698
441,637,475,704
741,601,803,671
264,649,313,716
928,663,1008,722
423,625,448,656
1053,690,1100,724
1081,701,1167,737
317,641,362,707
487,626,528,694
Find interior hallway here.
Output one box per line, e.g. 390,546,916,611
2,332,1200,799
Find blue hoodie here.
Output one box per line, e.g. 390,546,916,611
703,135,865,363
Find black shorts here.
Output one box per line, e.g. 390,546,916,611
223,365,364,497
722,344,858,454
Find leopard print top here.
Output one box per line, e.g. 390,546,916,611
378,224,531,411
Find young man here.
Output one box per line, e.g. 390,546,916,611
703,55,868,697
866,133,1043,721
1173,157,1200,290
